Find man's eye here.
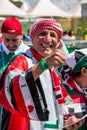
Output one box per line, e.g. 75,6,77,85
50,33,56,38
5,38,18,42
5,38,10,42
39,32,47,36
12,39,18,42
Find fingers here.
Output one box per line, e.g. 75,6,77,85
64,116,85,130
75,119,85,129
46,49,67,68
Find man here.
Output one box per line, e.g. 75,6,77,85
0,19,82,130
61,48,87,130
0,17,29,129
0,17,29,77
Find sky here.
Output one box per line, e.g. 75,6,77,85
22,0,81,11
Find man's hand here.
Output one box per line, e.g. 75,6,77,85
46,49,67,68
64,116,85,130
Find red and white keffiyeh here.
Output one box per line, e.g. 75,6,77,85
29,19,63,42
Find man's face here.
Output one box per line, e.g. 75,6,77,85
79,68,87,88
32,29,58,57
2,33,23,51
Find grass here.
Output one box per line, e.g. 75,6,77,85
22,21,32,34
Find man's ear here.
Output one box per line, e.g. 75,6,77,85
21,35,23,40
81,67,87,75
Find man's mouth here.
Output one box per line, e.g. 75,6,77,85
40,43,53,49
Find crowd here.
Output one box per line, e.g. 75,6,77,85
62,30,76,41
0,17,87,130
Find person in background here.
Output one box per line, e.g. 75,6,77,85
68,30,76,40
0,17,29,77
83,28,87,40
61,48,87,130
62,31,72,47
23,29,31,42
62,31,71,41
0,17,29,129
0,18,83,130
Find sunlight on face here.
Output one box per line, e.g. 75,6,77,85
32,29,58,57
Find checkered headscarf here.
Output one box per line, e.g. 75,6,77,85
29,19,63,42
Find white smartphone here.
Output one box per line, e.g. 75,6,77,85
56,42,60,48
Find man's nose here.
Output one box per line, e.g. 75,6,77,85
46,34,52,42
8,42,14,47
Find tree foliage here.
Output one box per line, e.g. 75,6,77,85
9,0,23,8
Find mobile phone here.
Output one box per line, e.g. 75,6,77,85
56,42,60,48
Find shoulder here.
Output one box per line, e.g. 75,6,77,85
11,54,29,71
20,42,30,53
